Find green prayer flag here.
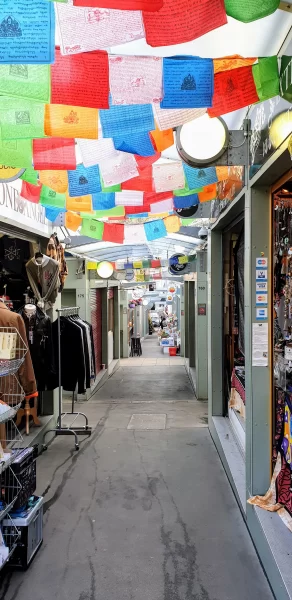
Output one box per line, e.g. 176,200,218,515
224,0,280,23
20,168,38,185
0,98,45,140
81,206,125,218
252,56,279,101
81,218,104,240
101,179,121,192
0,64,50,103
40,185,66,208
174,187,203,197
181,218,195,225
0,139,32,168
142,260,150,268
280,56,292,103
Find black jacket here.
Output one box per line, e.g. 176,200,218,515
18,307,56,391
52,317,87,394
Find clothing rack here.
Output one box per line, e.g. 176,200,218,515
43,306,91,452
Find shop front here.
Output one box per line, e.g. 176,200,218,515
208,71,292,599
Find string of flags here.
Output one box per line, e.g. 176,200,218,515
0,0,287,245
87,254,196,271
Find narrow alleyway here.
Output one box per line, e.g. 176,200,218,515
0,344,272,600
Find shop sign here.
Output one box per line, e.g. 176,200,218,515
0,166,25,182
0,182,51,236
249,94,291,176
169,254,189,275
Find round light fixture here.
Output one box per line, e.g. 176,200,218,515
96,261,114,279
269,111,292,150
176,113,229,167
174,204,199,218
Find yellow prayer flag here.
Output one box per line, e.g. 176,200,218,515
66,193,92,213
45,104,98,139
65,211,82,232
39,170,68,194
164,215,181,233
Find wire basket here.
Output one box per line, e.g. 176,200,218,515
1,514,20,566
0,327,28,378
0,467,21,519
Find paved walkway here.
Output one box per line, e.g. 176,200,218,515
0,358,273,600
123,333,183,366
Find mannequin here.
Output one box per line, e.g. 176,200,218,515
24,304,36,318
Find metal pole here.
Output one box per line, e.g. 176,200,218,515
57,309,62,431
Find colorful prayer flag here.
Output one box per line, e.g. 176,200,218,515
115,191,144,206
78,138,117,168
67,164,101,197
153,103,206,131
198,184,217,202
92,193,115,210
161,56,214,109
208,66,259,118
153,161,185,192
52,49,109,109
83,206,124,218
164,215,181,233
45,207,66,222
280,56,292,102
0,64,50,102
20,181,42,204
56,1,144,56
0,0,55,64
109,55,163,105
102,222,124,243
99,151,138,187
81,218,104,240
252,56,279,101
39,170,68,194
73,0,162,8
124,223,146,244
100,102,154,138
142,0,227,47
113,131,155,157
150,126,174,152
0,139,32,168
213,55,257,74
40,185,66,208
20,168,39,185
65,211,82,231
122,166,154,192
66,193,92,212
0,99,45,140
144,219,167,241
44,104,98,139
224,0,280,23
33,138,76,171
173,193,199,208
183,165,218,189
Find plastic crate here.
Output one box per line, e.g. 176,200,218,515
169,347,177,356
4,447,37,510
3,496,43,569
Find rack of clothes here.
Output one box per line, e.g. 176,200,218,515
43,307,93,452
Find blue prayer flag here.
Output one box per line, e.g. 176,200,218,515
45,206,66,222
144,219,167,241
128,213,148,218
183,164,218,189
68,164,101,197
113,131,155,157
92,192,115,210
161,56,214,109
100,103,155,138
0,0,55,64
173,193,199,209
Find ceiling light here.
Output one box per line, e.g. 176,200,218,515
96,261,114,279
176,113,229,167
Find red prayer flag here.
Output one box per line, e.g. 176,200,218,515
102,222,124,244
33,138,76,171
208,66,259,118
52,49,109,110
122,166,154,192
144,191,171,204
73,0,163,8
142,0,227,47
135,153,161,171
20,181,42,204
151,259,161,268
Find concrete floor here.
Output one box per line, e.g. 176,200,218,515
0,342,273,600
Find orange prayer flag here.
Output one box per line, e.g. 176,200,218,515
216,167,229,181
213,55,257,74
150,124,174,152
208,66,259,118
198,184,217,203
66,193,92,212
216,166,244,182
45,105,98,139
39,170,68,194
65,211,82,231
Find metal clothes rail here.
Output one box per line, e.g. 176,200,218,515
43,307,91,452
